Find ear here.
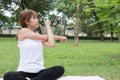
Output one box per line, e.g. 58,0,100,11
25,20,30,25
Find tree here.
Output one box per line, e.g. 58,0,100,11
0,0,21,34
86,0,120,41
0,0,58,34
87,0,104,41
56,0,88,45
74,3,80,46
0,12,10,34
57,0,120,42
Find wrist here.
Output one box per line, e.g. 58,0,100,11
59,36,62,40
46,26,51,28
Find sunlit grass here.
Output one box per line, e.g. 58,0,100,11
0,38,120,80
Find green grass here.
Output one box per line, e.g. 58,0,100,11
0,38,120,80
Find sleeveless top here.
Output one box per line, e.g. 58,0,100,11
17,39,45,73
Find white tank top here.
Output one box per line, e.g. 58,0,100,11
17,39,45,73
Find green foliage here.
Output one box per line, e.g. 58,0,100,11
86,0,120,35
56,0,87,17
66,36,118,40
0,34,16,37
0,13,9,28
22,0,56,15
56,0,76,17
54,26,62,35
1,0,120,39
57,0,95,37
0,0,21,29
72,0,120,40
0,0,58,29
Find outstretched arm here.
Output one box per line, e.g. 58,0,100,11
54,35,67,42
17,28,48,41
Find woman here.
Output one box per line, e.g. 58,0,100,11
3,9,67,80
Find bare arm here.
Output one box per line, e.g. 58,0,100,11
17,28,48,41
42,20,55,47
17,20,67,47
54,35,67,42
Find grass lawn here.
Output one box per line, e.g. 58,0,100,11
0,38,120,80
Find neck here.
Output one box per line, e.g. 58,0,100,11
27,26,34,32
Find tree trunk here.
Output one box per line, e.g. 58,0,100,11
110,24,114,41
74,3,80,46
63,22,66,36
21,0,29,9
61,14,66,36
9,29,11,34
0,29,2,34
92,11,104,41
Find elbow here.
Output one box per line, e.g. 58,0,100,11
49,43,55,48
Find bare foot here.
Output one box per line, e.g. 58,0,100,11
26,77,31,80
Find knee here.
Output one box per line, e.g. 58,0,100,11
54,66,65,75
3,71,16,80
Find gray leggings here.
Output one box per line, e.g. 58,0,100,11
3,66,64,80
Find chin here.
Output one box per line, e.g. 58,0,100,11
35,26,39,29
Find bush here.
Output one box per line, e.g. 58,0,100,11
66,36,118,40
0,34,118,41
0,34,16,38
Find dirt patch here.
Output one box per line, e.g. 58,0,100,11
106,54,120,60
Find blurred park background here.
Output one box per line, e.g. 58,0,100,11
0,0,120,80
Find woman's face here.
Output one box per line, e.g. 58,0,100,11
27,16,39,29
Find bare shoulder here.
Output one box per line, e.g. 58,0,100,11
17,28,31,35
18,28,30,33
17,28,31,40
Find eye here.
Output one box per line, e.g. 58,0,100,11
32,16,36,19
